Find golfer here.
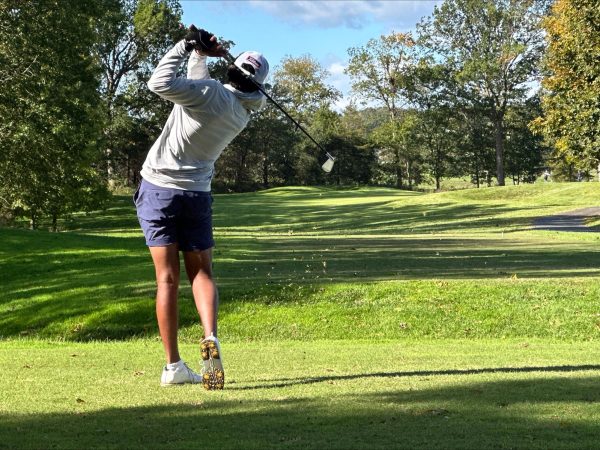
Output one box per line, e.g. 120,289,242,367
134,26,269,389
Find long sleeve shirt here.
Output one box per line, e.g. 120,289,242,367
140,40,265,191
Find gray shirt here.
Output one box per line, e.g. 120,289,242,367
141,40,265,191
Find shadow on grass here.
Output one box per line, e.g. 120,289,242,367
2,224,600,340
234,364,600,390
215,197,537,233
65,193,540,235
2,190,599,340
1,375,599,449
215,235,600,284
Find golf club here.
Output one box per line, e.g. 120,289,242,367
192,27,336,173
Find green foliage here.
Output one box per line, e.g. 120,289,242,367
371,113,423,188
418,0,548,185
309,107,376,186
504,97,547,183
533,0,600,168
275,55,340,118
216,84,300,191
347,32,417,119
0,0,109,229
216,56,343,191
95,0,183,184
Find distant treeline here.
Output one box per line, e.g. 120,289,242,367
0,0,598,229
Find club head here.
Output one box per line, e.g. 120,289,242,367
321,156,335,173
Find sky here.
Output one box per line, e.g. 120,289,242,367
181,0,442,110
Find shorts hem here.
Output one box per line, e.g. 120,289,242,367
146,240,178,247
180,242,215,252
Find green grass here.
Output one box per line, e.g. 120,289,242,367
1,182,600,448
1,340,599,449
2,183,599,341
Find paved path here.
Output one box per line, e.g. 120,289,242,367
533,207,600,232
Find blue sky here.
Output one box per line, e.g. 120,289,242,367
181,0,442,110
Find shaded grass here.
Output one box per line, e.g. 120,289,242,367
2,183,600,448
1,339,599,449
1,183,600,340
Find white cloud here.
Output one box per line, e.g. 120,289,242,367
328,62,346,76
248,0,440,29
324,60,351,112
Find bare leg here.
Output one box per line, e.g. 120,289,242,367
149,244,181,364
183,248,218,338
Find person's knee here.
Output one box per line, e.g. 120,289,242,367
193,266,213,281
184,250,213,281
156,271,180,287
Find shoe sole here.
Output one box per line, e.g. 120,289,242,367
160,376,202,387
201,340,225,390
160,381,198,387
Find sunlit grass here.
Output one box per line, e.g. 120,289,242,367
1,339,599,449
2,182,600,448
1,183,600,341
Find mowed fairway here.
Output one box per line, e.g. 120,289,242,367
1,183,599,449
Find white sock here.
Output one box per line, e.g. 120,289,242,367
166,360,183,370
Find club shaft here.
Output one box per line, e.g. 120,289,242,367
224,51,329,156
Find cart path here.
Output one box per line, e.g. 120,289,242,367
533,207,600,232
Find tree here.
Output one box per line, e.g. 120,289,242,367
213,82,302,191
418,0,548,186
454,105,496,188
0,0,108,229
405,60,460,190
308,106,376,186
275,55,340,120
347,32,417,121
531,0,600,172
371,113,422,189
346,32,419,188
505,97,546,184
95,0,183,185
415,107,459,191
272,56,341,182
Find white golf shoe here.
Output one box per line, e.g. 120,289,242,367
200,335,225,390
160,360,202,386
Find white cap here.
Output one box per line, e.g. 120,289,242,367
234,51,269,85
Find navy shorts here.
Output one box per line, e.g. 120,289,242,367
134,179,215,251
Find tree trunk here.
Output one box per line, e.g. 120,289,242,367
568,164,573,181
262,156,269,188
396,165,403,189
493,111,505,186
435,147,442,191
395,147,403,188
106,148,115,188
105,94,115,188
